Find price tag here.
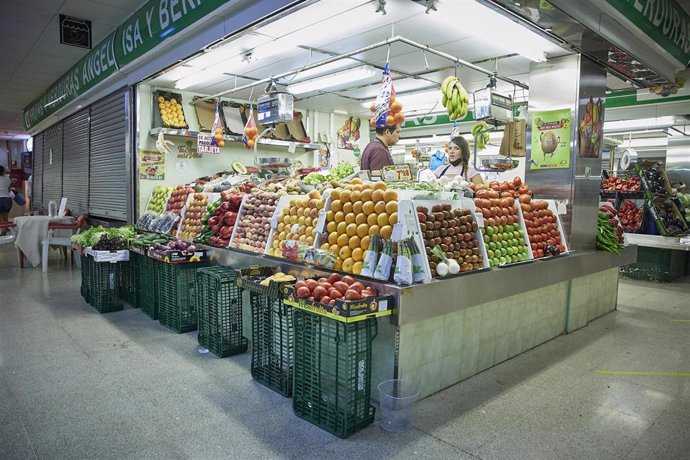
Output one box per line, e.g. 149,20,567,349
475,212,485,228
390,223,404,242
315,210,327,233
556,200,567,215
382,164,412,182
358,170,370,181
291,223,301,234
288,142,297,154
270,212,280,228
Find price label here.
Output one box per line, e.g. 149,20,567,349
315,210,327,233
474,212,485,228
390,223,404,242
556,200,567,215
288,142,297,154
382,164,412,182
270,212,279,228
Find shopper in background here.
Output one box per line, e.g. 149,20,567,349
0,166,12,234
434,136,483,183
359,124,401,173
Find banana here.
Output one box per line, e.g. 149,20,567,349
441,76,457,95
440,75,471,120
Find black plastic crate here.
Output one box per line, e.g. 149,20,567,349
292,310,377,438
250,292,294,397
196,266,248,358
118,257,140,307
157,261,207,333
80,254,91,303
138,253,159,319
85,257,123,313
235,266,290,299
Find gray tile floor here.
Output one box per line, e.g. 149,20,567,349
1,246,688,459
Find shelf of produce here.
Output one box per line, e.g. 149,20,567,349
149,127,325,151
623,233,690,251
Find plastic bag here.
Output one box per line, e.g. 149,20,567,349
242,104,258,149
429,150,447,171
211,104,225,148
374,237,393,281
393,240,413,286
368,64,405,128
360,233,381,277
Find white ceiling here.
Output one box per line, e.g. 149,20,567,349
0,0,147,140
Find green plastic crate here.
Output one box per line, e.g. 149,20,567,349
158,261,207,333
118,256,140,307
85,256,123,313
138,253,159,319
80,254,91,303
250,292,294,397
292,309,377,438
196,266,248,358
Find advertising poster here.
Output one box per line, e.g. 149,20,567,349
336,116,361,150
530,108,571,170
578,97,604,158
139,150,165,180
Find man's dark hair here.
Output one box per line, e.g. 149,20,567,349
375,124,398,136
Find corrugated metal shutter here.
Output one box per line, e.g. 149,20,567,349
89,90,127,220
32,133,44,212
62,108,90,215
42,123,64,210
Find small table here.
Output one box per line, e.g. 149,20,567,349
14,215,75,268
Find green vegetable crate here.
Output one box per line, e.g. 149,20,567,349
196,266,248,358
157,260,208,333
83,255,123,313
118,256,140,307
138,253,159,319
292,309,377,438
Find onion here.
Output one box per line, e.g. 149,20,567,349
447,259,460,275
436,262,449,277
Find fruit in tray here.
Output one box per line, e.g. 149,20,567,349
321,180,397,275
147,185,173,214
166,185,194,215
157,95,187,128
600,176,641,192
618,200,643,232
643,165,669,195
521,199,566,258
293,273,378,305
151,239,198,256
416,204,483,277
268,190,324,258
474,195,530,267
196,190,244,247
231,191,280,253
472,177,531,198
179,193,209,241
259,272,296,286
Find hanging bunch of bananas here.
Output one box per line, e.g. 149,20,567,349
471,121,491,150
441,76,470,120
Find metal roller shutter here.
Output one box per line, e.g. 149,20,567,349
32,133,44,212
42,123,64,210
63,109,90,215
89,90,127,220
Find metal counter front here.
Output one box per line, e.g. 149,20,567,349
205,245,637,400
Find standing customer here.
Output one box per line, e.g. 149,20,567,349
434,136,483,184
360,124,401,173
0,166,12,234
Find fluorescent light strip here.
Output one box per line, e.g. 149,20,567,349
287,66,377,95
175,71,226,89
604,116,675,131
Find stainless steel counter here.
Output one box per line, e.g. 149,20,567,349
624,234,690,251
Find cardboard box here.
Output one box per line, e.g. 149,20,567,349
192,96,218,132
647,196,688,236
153,90,189,129
147,249,207,264
283,286,392,323
85,248,130,263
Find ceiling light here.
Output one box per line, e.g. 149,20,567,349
604,116,676,132
175,71,226,90
287,59,359,83
623,137,668,149
287,66,377,95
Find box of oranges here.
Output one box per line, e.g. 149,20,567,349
265,192,322,258
154,91,188,129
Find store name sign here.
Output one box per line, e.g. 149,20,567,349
605,0,690,66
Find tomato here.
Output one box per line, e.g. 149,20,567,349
327,273,341,284
350,282,366,293
313,286,327,301
294,280,307,291
344,289,362,301
306,280,319,292
333,281,349,294
329,288,343,299
341,275,356,285
320,296,331,305
296,286,310,298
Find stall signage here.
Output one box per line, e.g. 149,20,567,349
603,0,690,66
529,108,572,170
197,133,220,154
382,164,412,182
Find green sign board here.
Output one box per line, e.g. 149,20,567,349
605,0,690,66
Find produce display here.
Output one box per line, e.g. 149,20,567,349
147,185,173,214
130,232,170,249
157,95,187,128
416,204,483,277
268,191,323,257
601,176,641,193
476,199,530,267
166,185,194,215
303,172,328,185
321,181,397,274
648,197,688,235
258,272,296,286
179,193,209,241
521,199,566,258
71,225,136,248
617,200,643,233
440,75,470,120
293,273,378,305
150,239,199,257
597,208,624,254
330,161,355,180
197,190,244,248
231,191,280,253
640,163,670,195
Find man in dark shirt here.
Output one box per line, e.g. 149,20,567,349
359,124,400,173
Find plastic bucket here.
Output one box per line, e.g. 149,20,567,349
377,379,419,433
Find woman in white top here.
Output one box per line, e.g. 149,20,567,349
434,136,483,183
0,166,13,233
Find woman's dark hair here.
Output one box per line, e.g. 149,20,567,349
375,124,398,136
449,136,470,177
0,165,5,175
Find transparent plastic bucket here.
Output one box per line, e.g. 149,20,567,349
377,379,419,433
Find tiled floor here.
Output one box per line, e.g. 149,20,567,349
1,246,688,459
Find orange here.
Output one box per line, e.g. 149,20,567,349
343,202,353,214
361,189,373,202
285,232,294,241
306,236,314,245
339,246,352,260
350,178,363,185
346,223,358,237
304,217,312,227
355,213,367,225
350,190,362,202
326,221,336,233
302,208,311,217
352,201,363,214
345,213,356,224
367,213,378,226
316,199,325,210
289,215,298,224
389,212,398,225
340,189,351,203
360,235,370,250
372,189,385,203
342,257,354,273
306,226,314,236
352,247,364,262
298,234,307,242
334,211,345,223
337,234,349,248
334,260,343,271
336,221,347,235
384,189,398,202
362,201,375,215
377,213,389,227
348,236,361,250
356,224,369,238
278,231,287,241
277,223,285,232
373,181,387,191
369,225,381,236
374,201,386,214
380,225,393,238
321,243,330,251
352,261,363,275
343,184,353,191
385,201,397,214
352,184,363,192
330,200,342,212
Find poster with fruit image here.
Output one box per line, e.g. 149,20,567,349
578,97,603,158
336,116,361,150
530,108,571,170
139,150,165,180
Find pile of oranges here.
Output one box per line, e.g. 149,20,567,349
369,95,405,128
244,125,258,149
321,179,398,274
268,190,324,257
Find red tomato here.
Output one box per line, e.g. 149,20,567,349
327,273,341,284
306,280,319,292
333,281,349,294
329,288,343,299
350,282,366,293
341,275,356,285
313,286,327,301
296,286,310,298
344,289,362,301
294,280,307,291
320,296,331,305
